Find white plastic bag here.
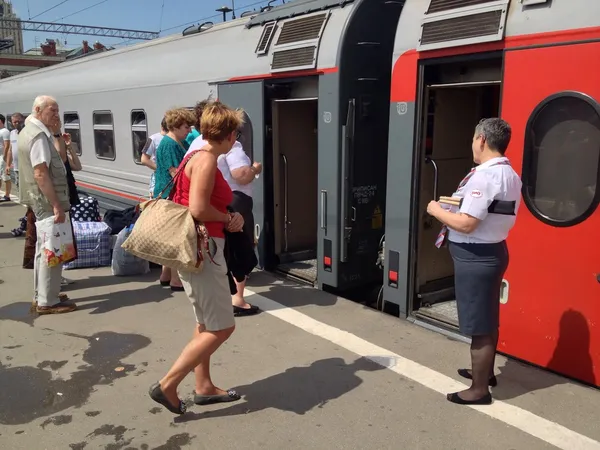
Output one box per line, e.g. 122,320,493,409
111,225,150,276
36,215,77,268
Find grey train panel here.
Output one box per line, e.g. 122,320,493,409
217,81,266,266
383,102,417,318
317,72,342,289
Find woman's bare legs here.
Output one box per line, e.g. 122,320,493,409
160,266,171,284
170,269,183,289
193,324,231,396
231,277,251,309
159,323,235,407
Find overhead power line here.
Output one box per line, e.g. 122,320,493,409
52,0,112,23
30,0,72,20
0,19,159,40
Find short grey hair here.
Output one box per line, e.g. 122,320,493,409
32,95,57,117
474,118,512,154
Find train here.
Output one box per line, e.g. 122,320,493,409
1,0,598,387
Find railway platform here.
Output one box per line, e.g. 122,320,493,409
1,197,599,450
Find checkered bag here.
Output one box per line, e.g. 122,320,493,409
121,150,212,273
70,195,101,222
64,221,112,270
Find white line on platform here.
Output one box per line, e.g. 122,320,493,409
245,289,600,450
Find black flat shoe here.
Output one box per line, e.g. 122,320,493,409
171,285,185,292
160,280,170,287
233,304,259,317
457,368,498,387
149,382,186,415
447,392,492,405
194,389,241,406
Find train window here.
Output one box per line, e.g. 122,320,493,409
64,113,82,156
131,110,147,164
523,92,600,227
93,111,116,160
237,111,254,161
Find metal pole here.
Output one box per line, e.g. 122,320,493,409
231,0,236,19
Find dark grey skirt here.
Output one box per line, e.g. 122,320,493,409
230,191,255,246
448,241,509,337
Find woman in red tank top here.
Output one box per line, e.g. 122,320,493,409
149,102,246,415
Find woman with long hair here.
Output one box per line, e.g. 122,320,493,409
149,101,245,415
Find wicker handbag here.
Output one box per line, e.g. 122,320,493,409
121,150,211,273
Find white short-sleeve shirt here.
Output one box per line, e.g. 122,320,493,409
448,156,522,244
28,118,53,169
0,127,10,157
187,135,253,197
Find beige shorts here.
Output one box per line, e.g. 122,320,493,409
0,160,10,182
178,237,235,331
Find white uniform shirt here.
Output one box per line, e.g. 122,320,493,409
187,135,253,197
448,156,522,244
9,129,19,171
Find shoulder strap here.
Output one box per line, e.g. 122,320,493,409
155,150,202,200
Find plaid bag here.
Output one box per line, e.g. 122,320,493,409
64,221,112,270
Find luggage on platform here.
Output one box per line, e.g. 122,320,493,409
64,221,112,270
70,195,101,223
111,225,150,276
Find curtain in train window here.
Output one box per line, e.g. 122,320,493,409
64,112,82,156
237,111,254,161
131,110,147,164
523,93,600,226
93,111,116,160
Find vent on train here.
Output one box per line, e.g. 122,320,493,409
418,0,509,52
426,0,498,14
275,12,328,46
271,46,317,72
267,10,330,73
255,22,277,55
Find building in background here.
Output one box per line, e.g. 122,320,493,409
0,0,24,55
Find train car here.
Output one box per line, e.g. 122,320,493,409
0,0,400,292
383,0,600,387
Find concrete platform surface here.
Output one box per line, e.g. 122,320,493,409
1,198,599,450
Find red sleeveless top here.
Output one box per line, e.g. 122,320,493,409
172,151,233,239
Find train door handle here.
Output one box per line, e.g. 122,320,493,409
425,156,439,201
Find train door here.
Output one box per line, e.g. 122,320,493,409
272,97,319,284
410,56,503,327
217,81,266,264
500,42,600,386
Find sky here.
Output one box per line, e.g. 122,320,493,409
9,0,280,51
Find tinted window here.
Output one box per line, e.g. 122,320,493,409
64,112,82,156
523,93,600,226
237,111,254,161
93,111,115,160
131,110,147,164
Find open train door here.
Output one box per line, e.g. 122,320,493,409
217,81,266,266
501,41,600,386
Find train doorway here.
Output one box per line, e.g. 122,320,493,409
411,56,503,328
271,97,319,284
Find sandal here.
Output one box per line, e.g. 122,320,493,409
160,280,170,287
149,383,186,415
457,368,498,387
170,285,185,292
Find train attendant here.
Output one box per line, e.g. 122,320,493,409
153,108,195,292
426,118,522,405
188,100,262,316
140,117,167,198
149,101,244,415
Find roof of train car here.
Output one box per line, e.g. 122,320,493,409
247,0,355,27
0,0,354,104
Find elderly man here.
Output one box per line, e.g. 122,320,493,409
19,96,76,315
